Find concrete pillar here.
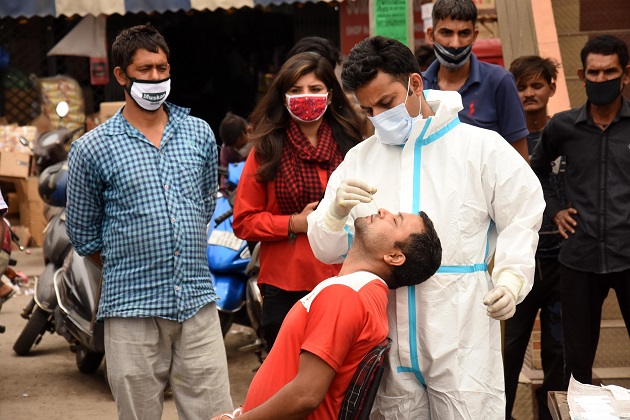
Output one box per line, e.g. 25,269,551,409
496,0,572,115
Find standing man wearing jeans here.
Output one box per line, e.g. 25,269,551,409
66,24,232,419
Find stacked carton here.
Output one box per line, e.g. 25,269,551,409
0,125,36,178
14,177,46,247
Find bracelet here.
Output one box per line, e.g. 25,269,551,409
288,213,297,243
220,407,243,419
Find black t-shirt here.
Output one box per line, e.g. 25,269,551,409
527,131,565,259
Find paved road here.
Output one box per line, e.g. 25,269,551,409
0,247,259,420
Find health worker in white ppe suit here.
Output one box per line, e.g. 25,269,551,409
307,36,545,419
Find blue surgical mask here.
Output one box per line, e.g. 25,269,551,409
368,78,421,145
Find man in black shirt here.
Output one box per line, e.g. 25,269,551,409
504,55,565,420
530,35,630,388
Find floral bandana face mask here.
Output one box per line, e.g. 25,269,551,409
285,93,329,122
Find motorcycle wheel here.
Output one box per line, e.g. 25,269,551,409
219,311,233,337
13,306,51,356
76,347,104,374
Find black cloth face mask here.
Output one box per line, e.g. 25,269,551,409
585,76,623,106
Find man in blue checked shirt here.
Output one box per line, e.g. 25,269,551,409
66,24,232,420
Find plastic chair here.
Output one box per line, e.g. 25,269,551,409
338,337,392,420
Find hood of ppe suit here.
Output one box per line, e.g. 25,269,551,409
424,89,464,119
404,90,464,143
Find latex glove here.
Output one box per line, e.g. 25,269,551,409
483,271,523,320
323,179,376,232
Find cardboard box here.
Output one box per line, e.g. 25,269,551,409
15,176,39,201
0,151,31,178
15,177,47,247
5,192,18,215
20,200,46,247
99,101,126,123
0,125,37,153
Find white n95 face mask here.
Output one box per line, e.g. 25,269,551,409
126,76,171,112
367,78,420,145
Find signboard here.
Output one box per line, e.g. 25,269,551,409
340,0,427,55
339,0,370,56
413,0,426,49
90,56,109,85
373,0,409,46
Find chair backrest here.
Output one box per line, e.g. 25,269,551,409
338,337,392,420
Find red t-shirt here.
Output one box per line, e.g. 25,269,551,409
242,271,390,419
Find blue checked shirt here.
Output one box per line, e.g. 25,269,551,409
66,103,218,322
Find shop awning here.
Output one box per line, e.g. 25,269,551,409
0,0,336,19
47,15,107,57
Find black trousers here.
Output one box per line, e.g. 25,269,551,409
504,258,564,420
560,266,630,387
260,284,309,353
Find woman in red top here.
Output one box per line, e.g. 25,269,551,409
233,52,363,351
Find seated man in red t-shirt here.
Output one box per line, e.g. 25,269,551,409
211,208,442,420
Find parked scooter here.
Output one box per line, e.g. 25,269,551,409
53,249,104,373
13,102,103,373
13,166,72,356
12,174,71,355
41,103,104,373
13,101,76,355
207,162,265,359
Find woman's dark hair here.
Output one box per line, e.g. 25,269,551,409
342,36,420,93
250,52,363,182
112,23,170,71
390,211,442,289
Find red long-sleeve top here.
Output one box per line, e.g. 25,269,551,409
232,152,342,291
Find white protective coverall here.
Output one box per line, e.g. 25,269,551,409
307,90,544,419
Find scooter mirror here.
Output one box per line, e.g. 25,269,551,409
56,101,69,118
18,136,29,147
